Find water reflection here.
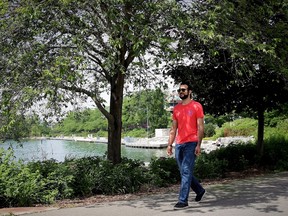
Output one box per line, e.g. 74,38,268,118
0,139,168,162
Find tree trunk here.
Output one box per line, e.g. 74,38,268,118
107,72,125,164
257,105,265,156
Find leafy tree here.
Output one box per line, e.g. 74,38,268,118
26,115,51,137
166,0,288,155
52,108,108,136
0,114,30,140
122,88,169,137
0,0,187,164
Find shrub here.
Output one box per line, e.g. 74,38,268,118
28,159,74,202
194,153,228,179
147,157,180,187
94,158,146,194
212,143,258,172
0,148,51,207
204,123,216,137
213,118,257,139
264,120,288,140
212,126,224,139
260,135,288,171
64,156,102,197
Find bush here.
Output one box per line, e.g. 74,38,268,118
211,143,258,172
204,123,216,137
94,158,146,195
194,153,228,179
213,118,257,139
194,143,258,181
147,157,180,187
260,135,288,171
64,156,102,197
264,120,288,139
28,159,74,202
0,148,59,207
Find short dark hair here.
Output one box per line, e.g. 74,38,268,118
180,81,192,91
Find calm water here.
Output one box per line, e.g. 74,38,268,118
0,139,168,162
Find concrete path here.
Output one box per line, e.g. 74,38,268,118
1,172,287,216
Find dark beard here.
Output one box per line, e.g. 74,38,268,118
180,94,189,100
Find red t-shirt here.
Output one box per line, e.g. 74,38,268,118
173,100,204,144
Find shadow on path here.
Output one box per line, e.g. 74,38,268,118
87,172,288,215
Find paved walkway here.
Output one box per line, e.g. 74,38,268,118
1,172,287,216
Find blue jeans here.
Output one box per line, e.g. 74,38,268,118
175,142,205,204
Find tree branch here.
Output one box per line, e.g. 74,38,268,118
59,84,111,121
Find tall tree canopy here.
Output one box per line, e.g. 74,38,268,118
0,0,187,164
166,0,288,155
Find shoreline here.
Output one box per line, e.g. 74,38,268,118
32,136,169,149
31,135,255,152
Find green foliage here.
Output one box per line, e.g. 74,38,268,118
27,159,74,201
213,118,258,139
213,126,224,139
205,114,235,127
211,143,258,172
0,114,51,140
64,157,102,197
0,148,54,207
147,157,180,187
194,153,228,179
264,120,288,140
123,128,147,138
52,109,108,136
223,118,258,137
0,114,30,140
194,143,258,180
1,0,185,164
50,88,170,138
2,131,288,207
264,105,288,127
264,105,288,138
26,116,51,137
204,123,216,137
93,158,146,195
260,135,288,171
211,115,288,141
122,89,169,137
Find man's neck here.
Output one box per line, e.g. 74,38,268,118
181,98,192,105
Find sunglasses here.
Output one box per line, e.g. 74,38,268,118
177,88,188,93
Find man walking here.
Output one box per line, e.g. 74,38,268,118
167,81,206,210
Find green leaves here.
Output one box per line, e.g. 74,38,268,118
0,0,8,16
0,0,200,163
52,108,108,135
122,88,169,137
0,148,43,206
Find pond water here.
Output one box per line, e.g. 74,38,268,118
0,139,168,163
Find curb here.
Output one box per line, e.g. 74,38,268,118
0,207,58,216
